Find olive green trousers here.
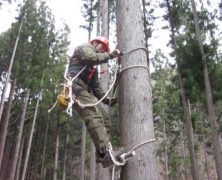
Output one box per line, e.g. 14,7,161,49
73,83,111,153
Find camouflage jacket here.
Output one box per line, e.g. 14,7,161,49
68,43,111,99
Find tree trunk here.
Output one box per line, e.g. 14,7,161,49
62,133,69,180
166,0,200,179
116,0,157,179
97,0,111,179
40,114,50,179
80,124,86,180
53,113,60,180
15,137,24,180
0,16,24,123
0,135,13,179
8,89,30,180
180,124,188,180
163,121,169,180
0,79,16,171
90,142,96,180
141,0,149,65
203,141,211,180
21,72,45,180
190,0,222,179
100,0,109,90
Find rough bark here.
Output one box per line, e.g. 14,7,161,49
15,137,24,180
190,0,222,179
80,124,86,180
97,0,111,179
163,121,169,180
53,113,60,180
180,124,188,180
116,0,157,179
141,0,149,65
90,142,96,180
203,142,211,180
40,115,50,179
62,133,69,180
8,89,30,180
0,79,16,170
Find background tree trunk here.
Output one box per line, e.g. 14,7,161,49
190,0,222,179
53,113,60,180
116,0,157,179
0,79,16,171
166,1,200,179
40,115,50,179
80,124,86,180
15,137,24,180
21,71,45,180
163,120,169,180
0,16,23,123
90,142,96,180
97,0,111,179
8,89,30,180
62,133,69,180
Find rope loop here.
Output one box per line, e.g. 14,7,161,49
109,138,156,180
122,46,148,55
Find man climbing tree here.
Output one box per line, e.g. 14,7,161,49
66,36,122,168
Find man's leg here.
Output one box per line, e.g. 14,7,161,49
97,104,111,135
74,89,110,158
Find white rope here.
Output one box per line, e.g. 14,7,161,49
109,138,156,180
120,65,149,74
48,99,58,113
122,47,148,55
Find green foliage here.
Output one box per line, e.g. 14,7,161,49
80,0,96,33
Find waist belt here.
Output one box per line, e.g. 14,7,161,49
68,64,85,74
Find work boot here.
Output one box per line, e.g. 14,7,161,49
96,151,112,168
96,146,125,168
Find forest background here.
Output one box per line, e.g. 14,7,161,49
0,0,222,180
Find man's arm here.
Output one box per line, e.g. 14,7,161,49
76,44,111,66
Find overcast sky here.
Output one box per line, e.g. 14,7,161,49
0,0,90,55
0,0,221,57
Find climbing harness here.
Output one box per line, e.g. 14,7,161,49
48,60,118,116
109,138,156,180
57,85,69,109
48,65,87,116
73,61,119,108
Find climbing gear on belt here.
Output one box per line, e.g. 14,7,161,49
48,64,87,116
57,85,69,109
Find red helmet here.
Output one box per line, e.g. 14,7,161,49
90,36,110,52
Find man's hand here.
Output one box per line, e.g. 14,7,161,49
102,97,117,106
109,49,123,59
